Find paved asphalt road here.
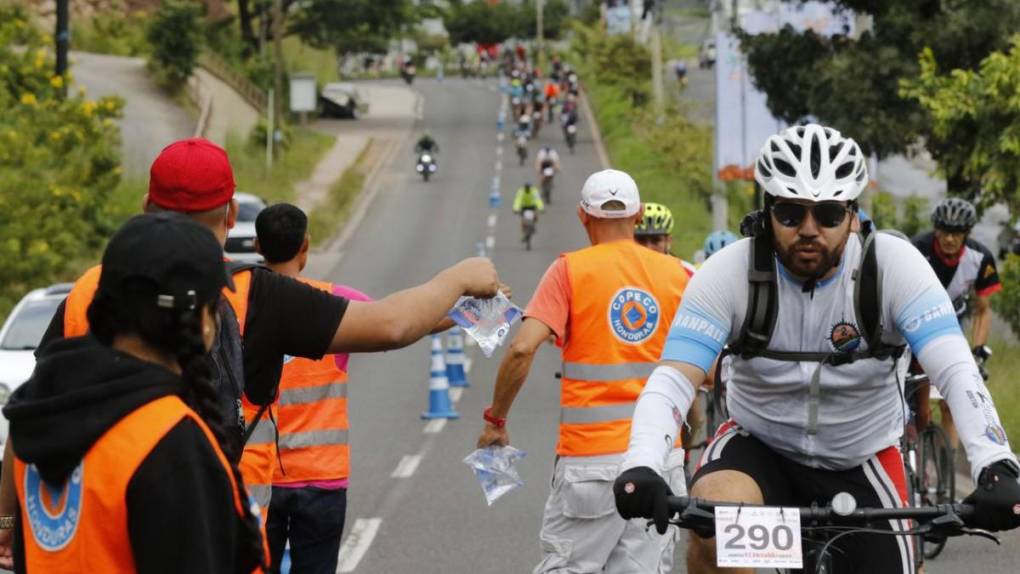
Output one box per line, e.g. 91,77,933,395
318,76,598,573
311,77,1020,573
71,52,193,177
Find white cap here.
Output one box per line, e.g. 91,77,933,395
579,169,641,218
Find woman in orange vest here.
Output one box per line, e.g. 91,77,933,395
2,213,265,573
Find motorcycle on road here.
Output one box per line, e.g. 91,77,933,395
416,153,438,181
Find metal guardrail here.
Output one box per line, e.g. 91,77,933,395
197,52,267,113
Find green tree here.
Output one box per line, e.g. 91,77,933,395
444,1,519,46
0,7,124,314
146,0,205,89
516,0,572,41
993,254,1020,338
737,1,1020,180
901,39,1020,213
289,0,416,55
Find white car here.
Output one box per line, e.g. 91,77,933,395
0,283,72,452
225,192,267,264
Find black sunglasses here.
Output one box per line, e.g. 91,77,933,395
771,202,852,229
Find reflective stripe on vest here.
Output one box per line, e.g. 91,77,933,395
558,241,687,457
15,396,248,572
274,277,352,485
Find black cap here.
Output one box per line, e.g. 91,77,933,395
99,213,234,311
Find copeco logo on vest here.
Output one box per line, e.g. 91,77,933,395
608,287,660,344
25,462,83,551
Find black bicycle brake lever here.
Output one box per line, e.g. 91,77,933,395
958,527,1001,544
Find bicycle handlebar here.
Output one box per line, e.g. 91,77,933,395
667,495,975,524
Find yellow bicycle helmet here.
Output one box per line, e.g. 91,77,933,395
635,202,675,236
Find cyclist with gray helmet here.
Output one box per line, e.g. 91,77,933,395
910,197,1001,446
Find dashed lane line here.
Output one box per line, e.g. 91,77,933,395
449,387,464,403
423,418,447,434
391,454,423,479
336,518,382,573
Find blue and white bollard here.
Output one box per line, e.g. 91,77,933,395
421,335,459,419
446,327,469,388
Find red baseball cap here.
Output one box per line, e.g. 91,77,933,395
148,138,236,212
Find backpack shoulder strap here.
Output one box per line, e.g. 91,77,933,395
853,225,882,349
732,235,779,358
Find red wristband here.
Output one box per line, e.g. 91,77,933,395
483,406,506,428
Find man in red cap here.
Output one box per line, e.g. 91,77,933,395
0,138,502,568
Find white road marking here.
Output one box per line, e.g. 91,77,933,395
485,235,496,249
337,518,382,573
391,454,423,478
487,214,498,228
497,132,504,143
449,387,464,403
464,357,473,374
495,160,502,172
496,146,503,157
424,418,447,433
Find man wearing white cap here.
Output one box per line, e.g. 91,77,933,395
477,169,691,572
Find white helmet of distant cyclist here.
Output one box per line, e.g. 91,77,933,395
754,124,868,202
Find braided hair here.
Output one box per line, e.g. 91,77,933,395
88,278,265,573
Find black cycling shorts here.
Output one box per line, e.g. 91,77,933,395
692,421,917,574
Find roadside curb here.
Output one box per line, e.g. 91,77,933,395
579,86,611,170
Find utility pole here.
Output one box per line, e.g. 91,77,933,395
55,0,69,95
272,0,286,127
536,0,545,71
649,1,665,121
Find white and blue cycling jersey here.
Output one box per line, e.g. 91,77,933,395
640,233,1015,481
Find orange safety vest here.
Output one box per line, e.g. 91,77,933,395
62,265,276,526
558,241,688,457
14,396,248,573
273,278,350,484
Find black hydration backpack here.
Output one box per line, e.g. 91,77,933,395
713,218,907,434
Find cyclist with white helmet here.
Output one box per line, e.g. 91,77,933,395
909,197,1002,446
613,124,1020,573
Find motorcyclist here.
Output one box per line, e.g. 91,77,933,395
414,133,439,157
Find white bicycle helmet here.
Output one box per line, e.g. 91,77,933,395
754,124,868,202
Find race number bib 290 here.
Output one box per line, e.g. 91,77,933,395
715,506,802,569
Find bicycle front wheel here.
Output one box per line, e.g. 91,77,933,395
919,424,955,559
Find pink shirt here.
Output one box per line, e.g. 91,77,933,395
274,284,372,491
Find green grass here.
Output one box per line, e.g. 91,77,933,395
307,144,371,246
583,81,714,259
226,127,334,204
283,37,338,85
986,339,1020,445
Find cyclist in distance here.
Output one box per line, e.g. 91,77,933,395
703,229,739,260
535,146,561,177
512,182,545,242
910,197,1002,446
613,124,1020,574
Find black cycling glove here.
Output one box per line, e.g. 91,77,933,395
613,466,673,534
964,459,1020,531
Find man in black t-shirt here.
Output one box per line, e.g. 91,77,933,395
0,138,502,569
910,197,1001,449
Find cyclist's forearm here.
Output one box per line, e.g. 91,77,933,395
623,362,700,475
918,336,1017,482
971,298,992,347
